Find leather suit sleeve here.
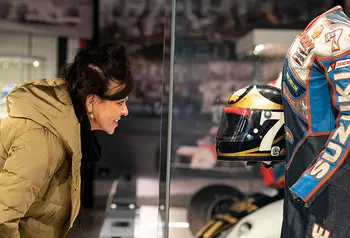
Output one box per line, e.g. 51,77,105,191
0,127,62,237
290,64,350,206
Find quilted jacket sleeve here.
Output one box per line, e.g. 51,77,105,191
0,125,63,238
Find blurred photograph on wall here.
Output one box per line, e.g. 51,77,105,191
0,0,93,38
99,0,334,55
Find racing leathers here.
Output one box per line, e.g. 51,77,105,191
282,6,350,238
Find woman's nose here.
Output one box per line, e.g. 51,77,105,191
122,104,129,116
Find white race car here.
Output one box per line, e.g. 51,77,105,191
225,199,283,238
188,185,284,238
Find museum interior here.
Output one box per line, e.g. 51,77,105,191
0,0,347,237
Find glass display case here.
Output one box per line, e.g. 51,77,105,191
161,1,336,238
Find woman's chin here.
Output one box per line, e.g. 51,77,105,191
91,126,116,135
107,125,118,135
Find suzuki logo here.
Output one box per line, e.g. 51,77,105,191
312,224,330,238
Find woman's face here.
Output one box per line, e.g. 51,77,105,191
85,83,129,135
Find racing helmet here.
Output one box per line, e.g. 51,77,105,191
215,84,285,162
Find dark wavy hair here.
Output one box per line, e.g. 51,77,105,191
59,42,134,123
59,42,134,172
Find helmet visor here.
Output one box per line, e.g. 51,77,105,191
216,107,257,142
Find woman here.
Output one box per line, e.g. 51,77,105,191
0,42,133,237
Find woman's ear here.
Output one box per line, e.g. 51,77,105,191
85,94,95,113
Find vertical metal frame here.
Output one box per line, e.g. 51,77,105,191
163,0,177,237
157,0,177,237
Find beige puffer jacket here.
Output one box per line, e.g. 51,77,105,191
0,78,82,238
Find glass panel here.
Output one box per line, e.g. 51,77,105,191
167,1,262,237
166,1,335,238
97,0,171,237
